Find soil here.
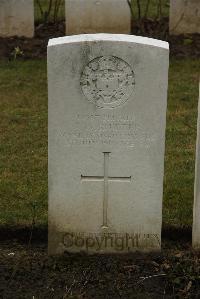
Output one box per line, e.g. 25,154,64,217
0,226,200,299
0,18,199,60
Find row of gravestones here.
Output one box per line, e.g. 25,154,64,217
0,0,199,37
48,33,200,255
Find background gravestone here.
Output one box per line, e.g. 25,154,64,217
48,34,169,255
169,0,200,35
193,83,200,249
0,0,34,37
65,0,131,35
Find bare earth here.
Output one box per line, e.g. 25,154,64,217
1,227,200,298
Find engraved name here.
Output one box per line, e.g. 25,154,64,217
61,113,155,147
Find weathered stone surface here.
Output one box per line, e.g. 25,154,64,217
65,0,131,35
169,0,200,35
48,34,169,254
0,0,34,37
193,82,200,249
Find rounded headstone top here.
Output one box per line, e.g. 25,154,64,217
48,34,169,50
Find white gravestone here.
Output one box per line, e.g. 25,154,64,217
0,0,34,38
48,34,169,254
193,83,200,249
65,0,131,35
169,0,200,35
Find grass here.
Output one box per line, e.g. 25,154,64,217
0,60,47,226
0,57,199,228
164,58,200,227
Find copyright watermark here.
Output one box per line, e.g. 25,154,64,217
63,232,159,251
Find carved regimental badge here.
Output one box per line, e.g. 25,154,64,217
80,56,135,108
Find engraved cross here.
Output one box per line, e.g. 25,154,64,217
81,152,131,229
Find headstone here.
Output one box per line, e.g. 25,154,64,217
169,0,200,35
0,0,34,37
65,0,131,35
193,82,200,249
48,34,169,254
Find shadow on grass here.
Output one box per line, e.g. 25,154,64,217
0,224,192,245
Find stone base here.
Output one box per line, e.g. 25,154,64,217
48,228,161,255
